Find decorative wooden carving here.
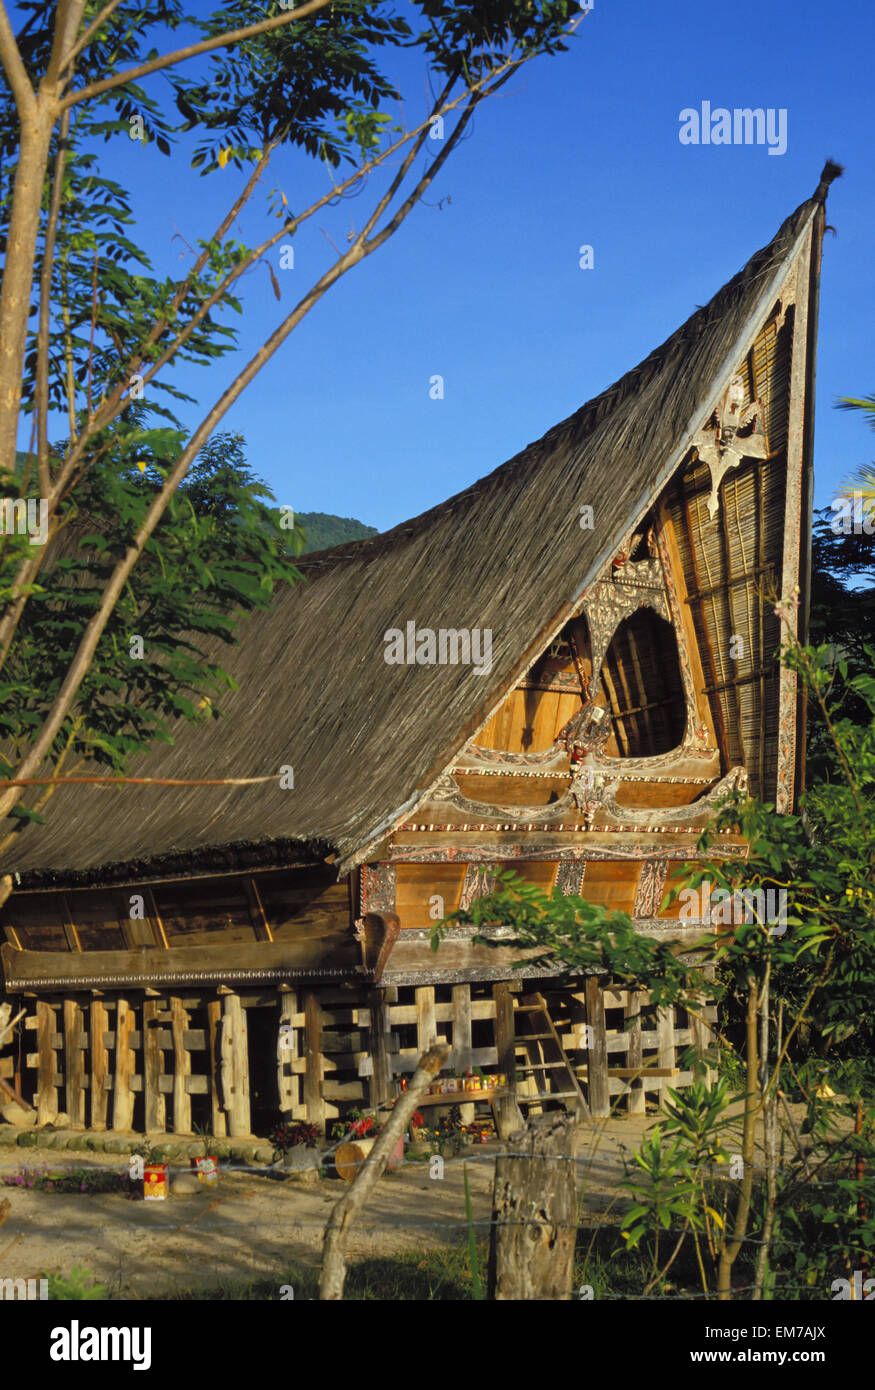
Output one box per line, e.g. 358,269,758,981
360,911,401,983
459,863,498,910
582,557,671,697
692,374,768,520
360,863,396,916
554,861,586,896
415,763,744,834
633,860,669,918
390,839,746,865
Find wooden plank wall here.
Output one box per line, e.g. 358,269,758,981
21,994,232,1133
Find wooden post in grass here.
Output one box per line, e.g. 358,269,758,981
319,1042,449,1301
487,1111,577,1300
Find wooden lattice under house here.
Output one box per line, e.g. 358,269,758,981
0,169,835,1141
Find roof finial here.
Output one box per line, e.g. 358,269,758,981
814,160,844,202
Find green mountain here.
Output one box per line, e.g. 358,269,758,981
11,452,377,553
295,511,378,553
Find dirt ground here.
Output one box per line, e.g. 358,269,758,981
0,1106,819,1298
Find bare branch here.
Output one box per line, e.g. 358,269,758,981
60,0,125,72
0,2,35,113
61,0,336,109
46,1,87,86
320,1044,449,1299
48,57,520,498
0,774,285,787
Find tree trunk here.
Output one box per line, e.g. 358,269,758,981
488,1111,577,1300
717,975,758,1298
0,106,54,471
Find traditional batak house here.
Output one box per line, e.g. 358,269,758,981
0,168,837,1141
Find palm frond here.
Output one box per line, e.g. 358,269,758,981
837,394,875,429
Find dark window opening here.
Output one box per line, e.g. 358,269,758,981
601,608,686,757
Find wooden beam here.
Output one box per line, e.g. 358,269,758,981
61,895,82,953
146,887,170,950
676,487,731,769
0,936,363,992
243,877,274,943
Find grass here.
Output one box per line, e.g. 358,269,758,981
169,1245,482,1300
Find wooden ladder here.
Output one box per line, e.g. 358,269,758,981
512,992,589,1120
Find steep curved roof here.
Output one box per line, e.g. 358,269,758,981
2,170,836,887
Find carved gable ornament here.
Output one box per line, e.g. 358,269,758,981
693,374,768,520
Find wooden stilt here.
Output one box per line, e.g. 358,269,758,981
366,989,391,1111
89,999,108,1130
63,997,85,1127
493,982,523,1139
656,1004,677,1091
303,991,324,1131
36,1000,59,1125
170,996,191,1134
451,984,473,1073
112,997,135,1132
415,985,436,1052
584,977,609,1118
143,996,165,1132
222,993,251,1137
625,989,645,1115
277,989,298,1117
207,998,227,1137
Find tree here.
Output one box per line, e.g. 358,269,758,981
0,1,587,901
0,428,304,855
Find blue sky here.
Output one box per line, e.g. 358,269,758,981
30,0,875,532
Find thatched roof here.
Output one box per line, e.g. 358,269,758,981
2,171,836,888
